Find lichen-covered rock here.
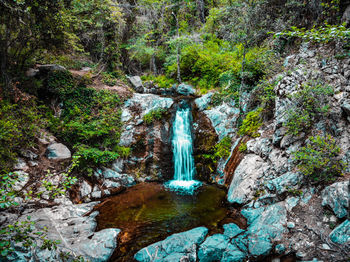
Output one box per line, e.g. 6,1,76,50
246,138,272,159
329,220,350,244
227,154,269,205
321,181,349,219
198,234,230,262
46,143,71,160
134,227,208,262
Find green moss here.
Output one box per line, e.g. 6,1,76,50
238,142,247,153
238,107,263,137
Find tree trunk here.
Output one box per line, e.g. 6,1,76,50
173,11,182,83
0,26,12,98
196,0,205,23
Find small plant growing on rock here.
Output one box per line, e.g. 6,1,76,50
238,107,263,137
143,108,166,125
293,134,346,184
284,81,333,135
238,142,247,153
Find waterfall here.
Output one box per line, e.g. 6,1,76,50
166,105,201,194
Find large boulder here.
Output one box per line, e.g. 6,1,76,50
329,220,350,245
321,181,349,219
203,102,240,140
175,83,196,96
242,202,287,257
134,227,208,262
46,143,71,160
127,76,144,93
6,200,120,262
227,154,269,205
73,228,121,262
194,92,214,111
266,172,302,194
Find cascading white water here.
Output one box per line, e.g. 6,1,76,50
166,106,201,194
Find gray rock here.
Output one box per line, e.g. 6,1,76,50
134,227,208,262
102,168,135,187
204,102,240,140
194,92,214,111
321,181,349,219
175,83,196,96
14,158,29,171
341,100,350,117
13,171,29,191
80,180,92,197
329,219,350,244
266,172,302,194
127,76,144,92
246,138,272,159
227,154,269,205
38,64,66,72
46,143,71,160
242,202,287,257
74,228,121,262
342,5,350,24
20,149,38,160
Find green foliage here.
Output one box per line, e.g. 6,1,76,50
166,38,269,92
0,100,46,174
143,108,167,125
214,136,232,159
0,173,19,209
238,142,247,153
46,72,126,174
201,136,232,164
284,82,333,135
0,217,60,259
101,71,118,86
274,23,350,44
40,54,94,70
141,74,176,89
238,108,263,137
293,134,346,184
47,70,75,96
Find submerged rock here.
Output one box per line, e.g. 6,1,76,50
134,227,208,262
329,220,350,244
227,154,269,205
46,143,71,160
321,181,349,219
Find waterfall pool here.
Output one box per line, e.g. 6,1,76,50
95,182,244,261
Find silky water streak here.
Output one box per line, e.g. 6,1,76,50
166,106,201,194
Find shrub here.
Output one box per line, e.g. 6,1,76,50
238,107,263,137
293,134,346,184
274,23,350,44
284,82,333,135
143,108,166,125
214,136,232,159
0,100,46,174
141,74,176,89
238,142,247,153
48,75,127,174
